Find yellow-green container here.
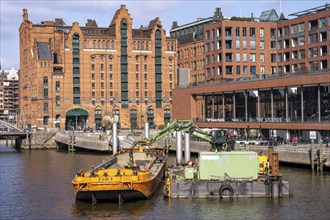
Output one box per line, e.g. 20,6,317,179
184,167,195,179
198,151,259,180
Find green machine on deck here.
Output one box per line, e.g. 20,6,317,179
185,152,260,180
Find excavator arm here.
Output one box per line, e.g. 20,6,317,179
131,119,235,152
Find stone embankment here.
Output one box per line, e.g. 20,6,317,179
21,131,57,149
18,130,330,169
19,129,145,151
55,130,110,151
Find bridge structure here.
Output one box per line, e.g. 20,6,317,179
0,120,27,148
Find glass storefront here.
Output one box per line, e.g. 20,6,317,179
235,92,245,121
259,90,271,118
200,84,330,123
288,87,301,122
273,88,285,118
224,93,233,121
247,90,258,120
320,84,330,122
303,86,318,122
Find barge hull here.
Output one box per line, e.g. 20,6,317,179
76,190,146,202
166,180,290,199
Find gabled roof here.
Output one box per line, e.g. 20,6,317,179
259,9,279,22
278,12,286,20
109,8,121,27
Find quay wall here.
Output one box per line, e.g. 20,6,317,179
54,131,110,151
160,140,330,168
21,131,57,149
16,131,330,169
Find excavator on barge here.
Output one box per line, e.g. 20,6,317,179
72,119,290,204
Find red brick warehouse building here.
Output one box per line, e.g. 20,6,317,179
19,5,177,130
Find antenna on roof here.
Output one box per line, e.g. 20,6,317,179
280,0,282,13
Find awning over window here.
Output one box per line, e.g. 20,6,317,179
66,108,88,117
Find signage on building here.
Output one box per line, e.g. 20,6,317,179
309,131,317,140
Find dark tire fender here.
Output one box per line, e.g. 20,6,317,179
219,184,234,199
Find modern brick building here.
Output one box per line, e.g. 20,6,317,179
171,4,329,82
0,68,19,125
170,8,223,83
19,5,177,130
172,4,330,142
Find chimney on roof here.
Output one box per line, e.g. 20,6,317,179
86,19,98,27
55,18,65,26
214,7,223,21
251,12,254,21
172,21,178,29
23,8,28,21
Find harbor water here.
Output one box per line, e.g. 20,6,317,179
1,145,329,220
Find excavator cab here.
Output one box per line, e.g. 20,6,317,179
211,130,235,152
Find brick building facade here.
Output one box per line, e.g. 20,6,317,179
19,5,177,130
172,4,329,82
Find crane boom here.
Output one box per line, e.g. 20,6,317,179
131,119,235,152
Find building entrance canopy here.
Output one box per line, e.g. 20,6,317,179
66,109,88,117
65,108,89,130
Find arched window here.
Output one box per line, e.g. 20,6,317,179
130,109,137,129
164,109,171,124
95,109,102,131
72,33,79,46
147,108,154,128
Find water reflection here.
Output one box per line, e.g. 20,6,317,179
1,146,329,220
73,199,155,219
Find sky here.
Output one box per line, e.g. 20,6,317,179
0,0,326,70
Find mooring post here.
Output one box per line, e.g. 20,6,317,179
184,133,190,163
311,140,315,171
72,130,75,152
113,121,118,155
268,146,274,173
144,122,149,139
176,131,182,165
320,140,324,173
68,131,71,152
28,132,31,150
68,130,75,152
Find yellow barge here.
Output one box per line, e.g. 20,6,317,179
72,148,166,203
